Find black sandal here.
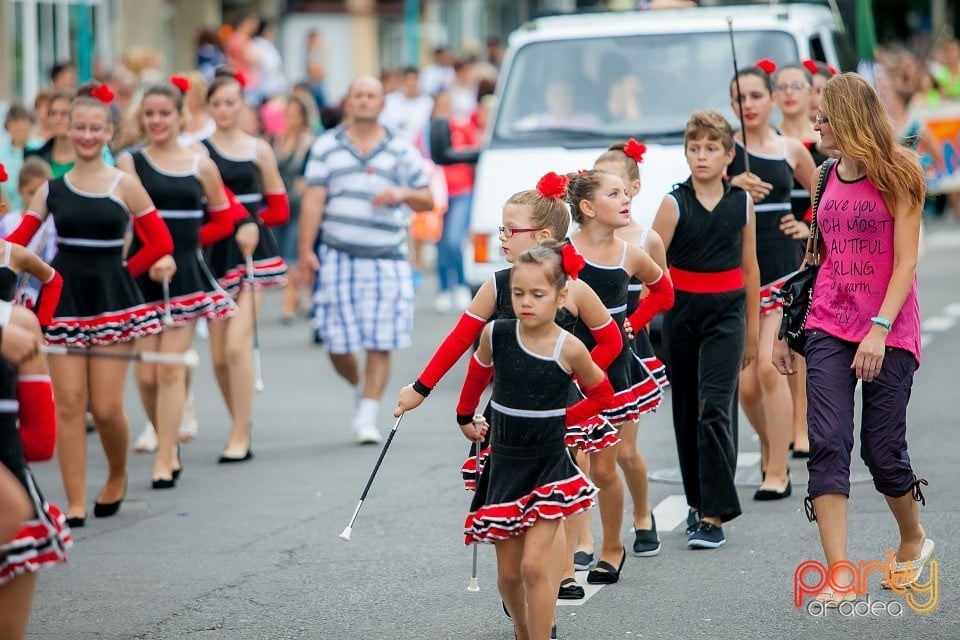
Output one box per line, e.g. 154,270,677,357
558,577,584,599
586,547,626,584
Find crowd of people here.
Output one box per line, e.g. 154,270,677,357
0,10,947,639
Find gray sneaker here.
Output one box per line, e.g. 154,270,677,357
573,550,595,571
685,509,700,537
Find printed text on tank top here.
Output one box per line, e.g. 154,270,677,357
568,238,629,315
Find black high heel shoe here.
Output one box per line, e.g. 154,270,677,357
93,481,127,518
217,449,254,464
151,476,176,490
65,514,86,528
172,444,183,481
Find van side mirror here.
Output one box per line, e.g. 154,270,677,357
430,117,480,166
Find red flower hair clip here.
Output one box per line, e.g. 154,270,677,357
536,172,569,199
234,71,249,88
91,84,115,105
801,59,818,75
560,243,586,281
624,138,647,164
170,74,191,93
0,164,8,183
827,64,839,76
755,58,777,74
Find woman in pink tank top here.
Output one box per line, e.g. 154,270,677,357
773,74,932,605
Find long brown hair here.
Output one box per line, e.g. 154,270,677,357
819,73,925,213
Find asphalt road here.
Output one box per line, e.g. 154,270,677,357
25,220,960,640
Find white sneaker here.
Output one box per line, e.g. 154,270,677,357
352,417,383,445
134,422,158,453
453,286,472,310
433,292,453,314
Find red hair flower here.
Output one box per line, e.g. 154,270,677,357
234,71,249,88
801,59,818,75
827,64,839,76
536,172,569,199
560,243,586,281
624,138,647,164
170,74,191,93
755,58,777,74
0,164,7,183
91,84,115,104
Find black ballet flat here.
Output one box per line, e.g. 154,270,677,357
65,515,86,528
558,577,585,600
172,444,183,481
151,477,176,490
587,547,626,584
754,480,793,501
218,449,254,464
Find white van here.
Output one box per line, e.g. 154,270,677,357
432,3,855,289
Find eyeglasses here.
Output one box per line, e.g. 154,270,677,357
775,82,811,93
498,226,543,238
815,114,830,126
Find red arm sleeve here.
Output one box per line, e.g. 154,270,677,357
566,375,615,426
588,318,623,370
224,186,256,225
455,352,494,419
35,270,63,326
17,376,56,462
627,272,675,333
199,201,235,247
259,191,290,227
417,312,487,390
125,208,174,278
4,213,42,246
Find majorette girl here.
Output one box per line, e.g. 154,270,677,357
457,242,617,640
728,59,815,499
6,83,175,524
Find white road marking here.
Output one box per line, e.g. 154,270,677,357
652,494,690,533
737,452,762,467
922,316,956,332
921,334,933,348
556,571,606,606
944,303,960,318
925,229,960,250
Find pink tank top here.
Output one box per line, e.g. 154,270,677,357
806,164,921,366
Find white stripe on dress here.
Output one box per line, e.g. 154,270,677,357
490,400,566,419
158,209,204,219
57,237,125,248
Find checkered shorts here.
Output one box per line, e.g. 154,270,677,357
313,245,415,354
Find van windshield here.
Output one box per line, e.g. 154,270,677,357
493,30,798,145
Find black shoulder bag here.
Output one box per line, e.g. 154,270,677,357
776,158,836,356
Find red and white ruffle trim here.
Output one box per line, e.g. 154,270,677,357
761,272,794,316
602,376,663,426
219,257,288,296
565,415,620,453
461,445,491,492
464,474,597,544
0,503,72,586
44,304,162,347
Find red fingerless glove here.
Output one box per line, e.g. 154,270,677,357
588,318,623,370
4,212,42,246
566,375,615,426
199,200,235,247
18,375,57,462
259,191,290,227
126,208,174,277
417,312,487,391
456,352,494,420
627,271,674,333
36,270,62,326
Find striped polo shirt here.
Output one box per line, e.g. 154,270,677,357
304,124,430,259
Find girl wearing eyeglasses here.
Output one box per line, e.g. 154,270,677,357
728,62,816,501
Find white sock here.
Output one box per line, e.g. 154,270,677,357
356,398,379,425
353,382,364,407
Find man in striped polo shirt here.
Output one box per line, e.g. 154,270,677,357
299,75,433,444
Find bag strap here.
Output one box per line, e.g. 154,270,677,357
806,158,836,266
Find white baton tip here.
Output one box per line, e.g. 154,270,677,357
339,527,352,542
467,578,480,592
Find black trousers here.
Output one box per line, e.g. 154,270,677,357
663,289,745,522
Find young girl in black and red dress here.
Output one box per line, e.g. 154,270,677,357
592,139,670,558
652,109,760,548
566,169,674,582
728,61,815,499
118,78,242,488
457,242,616,640
6,84,174,525
202,70,289,462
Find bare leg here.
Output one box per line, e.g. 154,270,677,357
87,343,134,504
151,324,195,479
754,314,792,491
884,491,925,563
788,357,809,453
0,466,31,543
573,451,594,554
213,289,263,456
48,355,90,519
135,334,161,429
813,493,852,587
587,445,625,567
738,353,767,472
362,350,390,400
496,536,527,637
328,353,361,387
0,572,38,640
616,420,651,529
521,519,562,640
